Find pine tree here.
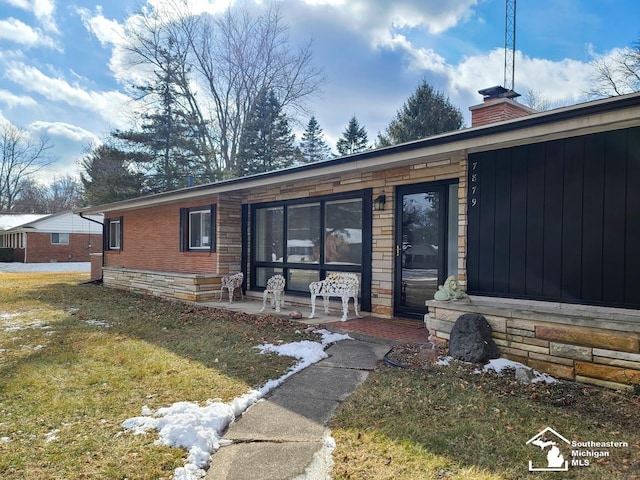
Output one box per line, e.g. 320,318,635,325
377,81,463,147
235,89,296,176
336,116,369,156
300,116,331,163
113,40,207,192
80,144,144,206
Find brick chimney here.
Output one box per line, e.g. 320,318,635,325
469,86,536,127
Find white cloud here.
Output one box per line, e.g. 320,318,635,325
77,6,124,47
4,61,132,127
1,0,58,33
300,0,478,44
29,121,101,144
0,17,57,48
0,88,37,108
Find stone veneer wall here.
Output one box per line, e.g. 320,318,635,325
242,154,467,317
426,298,640,390
103,266,220,302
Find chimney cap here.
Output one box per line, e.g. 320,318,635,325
478,85,520,100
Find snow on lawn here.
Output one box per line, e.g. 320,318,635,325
0,262,90,273
122,329,351,480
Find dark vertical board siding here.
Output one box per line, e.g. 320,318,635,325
493,149,512,294
625,127,640,305
542,140,564,299
509,146,528,295
467,127,638,309
561,136,584,301
477,152,496,293
602,130,627,304
581,133,605,303
525,143,545,296
466,155,482,290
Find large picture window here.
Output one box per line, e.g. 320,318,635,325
251,191,371,312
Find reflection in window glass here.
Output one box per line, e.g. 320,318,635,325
288,269,319,291
189,210,211,249
255,267,284,288
287,203,320,263
256,207,284,262
325,199,362,265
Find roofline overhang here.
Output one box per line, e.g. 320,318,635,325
75,92,640,215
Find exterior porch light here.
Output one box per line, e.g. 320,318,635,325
374,194,386,211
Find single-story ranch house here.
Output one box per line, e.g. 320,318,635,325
0,211,103,263
77,89,640,389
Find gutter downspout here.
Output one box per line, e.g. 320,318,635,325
79,212,106,276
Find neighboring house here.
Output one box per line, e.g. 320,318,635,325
0,211,103,263
76,89,640,389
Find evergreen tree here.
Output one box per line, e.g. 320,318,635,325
336,116,369,156
377,80,464,147
235,89,296,176
299,116,331,163
79,144,144,206
114,39,207,192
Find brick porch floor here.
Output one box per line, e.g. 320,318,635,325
321,316,429,343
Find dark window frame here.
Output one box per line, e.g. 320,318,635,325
104,217,123,251
179,205,216,252
250,190,372,311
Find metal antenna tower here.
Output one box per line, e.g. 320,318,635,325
504,0,516,91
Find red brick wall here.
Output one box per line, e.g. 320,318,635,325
471,99,534,127
26,232,101,263
104,196,221,275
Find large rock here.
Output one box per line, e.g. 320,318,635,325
449,313,499,363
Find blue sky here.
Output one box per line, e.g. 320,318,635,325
0,0,638,181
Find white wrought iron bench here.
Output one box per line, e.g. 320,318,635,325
308,272,361,322
260,274,286,313
218,272,244,303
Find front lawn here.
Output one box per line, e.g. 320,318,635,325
330,353,640,479
0,272,319,479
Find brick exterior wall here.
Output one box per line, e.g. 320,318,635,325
104,196,220,275
426,299,640,390
25,232,101,263
470,98,535,127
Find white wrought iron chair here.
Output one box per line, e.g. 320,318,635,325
260,274,286,313
218,272,244,303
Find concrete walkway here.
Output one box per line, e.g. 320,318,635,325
205,335,393,480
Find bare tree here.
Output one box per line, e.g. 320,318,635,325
121,0,324,177
0,124,54,212
589,40,640,97
13,176,83,214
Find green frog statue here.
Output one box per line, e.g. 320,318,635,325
433,275,467,301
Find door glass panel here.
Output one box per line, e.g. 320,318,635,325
400,191,441,309
325,199,362,265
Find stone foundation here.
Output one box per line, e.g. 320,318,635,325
426,297,640,390
102,266,221,302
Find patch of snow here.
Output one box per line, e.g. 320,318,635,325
121,329,351,480
85,319,110,327
436,356,453,366
44,429,60,443
482,358,557,384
